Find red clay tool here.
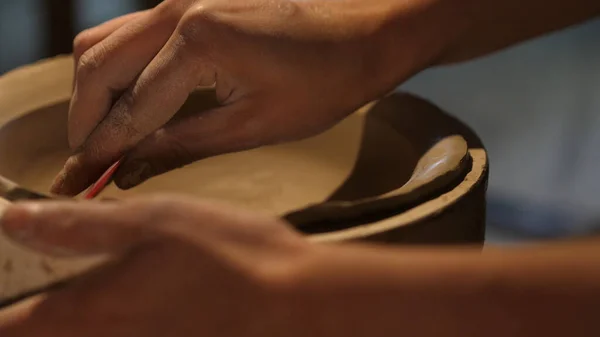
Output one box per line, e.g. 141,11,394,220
83,158,124,199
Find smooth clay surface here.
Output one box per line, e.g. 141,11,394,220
0,56,488,306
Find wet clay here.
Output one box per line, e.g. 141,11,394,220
0,56,488,307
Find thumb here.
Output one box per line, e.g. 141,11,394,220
114,101,271,189
0,200,156,257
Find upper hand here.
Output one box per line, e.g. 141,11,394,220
52,0,447,195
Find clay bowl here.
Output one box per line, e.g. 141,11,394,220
0,56,488,307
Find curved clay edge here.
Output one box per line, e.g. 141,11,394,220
308,149,487,243
285,135,470,227
380,136,468,198
0,56,73,125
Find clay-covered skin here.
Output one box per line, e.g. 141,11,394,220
52,0,462,196
54,0,600,196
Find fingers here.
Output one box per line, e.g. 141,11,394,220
0,195,296,337
73,11,149,68
0,195,279,257
52,22,216,196
114,100,269,189
71,11,149,93
68,7,179,151
0,201,154,257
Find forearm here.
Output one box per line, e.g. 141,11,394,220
281,238,600,337
439,0,600,63
369,0,600,86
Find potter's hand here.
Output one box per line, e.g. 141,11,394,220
54,0,600,195
51,0,451,195
0,196,308,337
3,198,600,337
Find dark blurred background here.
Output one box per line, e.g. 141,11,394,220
0,0,160,72
1,1,599,244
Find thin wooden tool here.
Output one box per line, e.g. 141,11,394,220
0,158,124,204
82,158,123,199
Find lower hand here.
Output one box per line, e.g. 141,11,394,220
0,196,309,337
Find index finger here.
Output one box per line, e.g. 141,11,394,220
68,7,178,151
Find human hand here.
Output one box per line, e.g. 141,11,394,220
0,196,309,337
53,0,455,195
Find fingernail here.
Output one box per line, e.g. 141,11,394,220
116,161,154,189
49,156,81,196
0,203,41,244
50,155,76,195
50,168,67,195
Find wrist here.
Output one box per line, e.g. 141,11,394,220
370,0,471,86
258,243,349,337
249,238,324,336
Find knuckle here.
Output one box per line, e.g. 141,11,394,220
63,153,91,175
76,49,103,80
177,5,216,42
107,91,142,139
73,30,96,60
77,136,103,163
117,89,137,111
152,0,180,17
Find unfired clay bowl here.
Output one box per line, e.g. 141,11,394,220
0,56,488,307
